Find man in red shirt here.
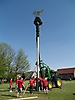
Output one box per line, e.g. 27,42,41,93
29,77,35,94
17,77,23,97
21,78,25,90
9,78,13,92
43,77,48,94
16,77,18,90
39,77,43,91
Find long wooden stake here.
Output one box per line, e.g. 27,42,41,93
9,96,38,100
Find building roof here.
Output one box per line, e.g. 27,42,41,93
57,67,75,74
25,71,37,80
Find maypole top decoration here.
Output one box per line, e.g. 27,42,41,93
33,10,43,37
33,10,43,17
33,10,43,26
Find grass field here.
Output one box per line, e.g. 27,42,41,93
0,80,75,100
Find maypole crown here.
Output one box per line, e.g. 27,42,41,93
33,10,43,26
33,10,43,17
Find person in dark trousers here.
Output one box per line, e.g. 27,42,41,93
29,77,35,94
39,77,43,91
16,77,18,91
17,77,23,97
42,77,48,94
21,78,25,90
9,78,13,92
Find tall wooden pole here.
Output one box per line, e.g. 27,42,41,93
34,11,43,91
36,25,40,79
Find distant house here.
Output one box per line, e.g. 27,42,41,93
25,71,37,80
57,67,75,80
16,71,37,80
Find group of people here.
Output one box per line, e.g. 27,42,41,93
9,77,25,97
9,76,48,97
29,77,48,94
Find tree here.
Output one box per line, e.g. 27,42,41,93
14,49,30,75
0,42,30,81
0,42,15,79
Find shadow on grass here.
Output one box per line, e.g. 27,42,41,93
33,91,44,94
73,92,75,95
0,89,9,92
24,90,44,95
1,94,16,97
0,87,16,92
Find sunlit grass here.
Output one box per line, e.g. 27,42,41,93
0,80,75,100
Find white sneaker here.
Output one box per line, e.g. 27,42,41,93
10,90,12,92
17,93,19,97
17,94,18,97
20,95,22,98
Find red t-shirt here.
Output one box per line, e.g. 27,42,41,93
18,80,23,88
22,79,24,85
33,78,36,83
43,79,48,86
16,79,18,84
9,80,12,86
29,79,35,86
39,78,43,84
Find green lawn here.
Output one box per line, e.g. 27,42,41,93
0,81,75,100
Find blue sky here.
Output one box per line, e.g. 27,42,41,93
0,0,75,70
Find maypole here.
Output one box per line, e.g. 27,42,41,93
33,10,43,91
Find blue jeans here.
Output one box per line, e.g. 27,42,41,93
18,88,22,93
